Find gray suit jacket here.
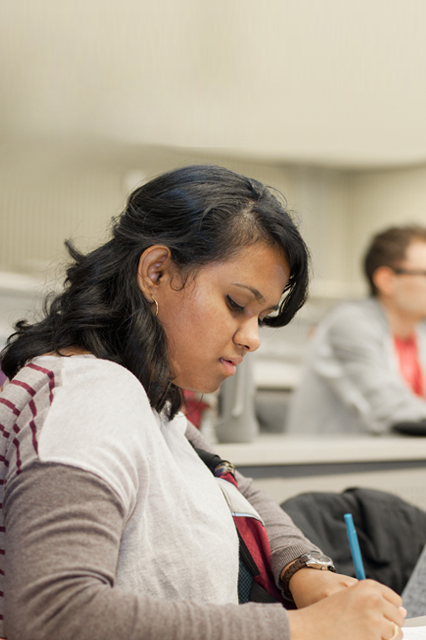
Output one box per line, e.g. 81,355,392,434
287,297,426,435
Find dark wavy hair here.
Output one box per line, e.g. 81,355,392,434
1,164,310,418
364,224,426,296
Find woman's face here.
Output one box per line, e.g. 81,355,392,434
157,242,289,393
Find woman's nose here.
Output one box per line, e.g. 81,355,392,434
234,318,261,352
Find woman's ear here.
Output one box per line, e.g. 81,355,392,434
136,245,173,301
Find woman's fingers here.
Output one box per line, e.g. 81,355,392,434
372,580,403,608
378,599,405,628
287,578,406,640
383,621,403,640
358,581,406,631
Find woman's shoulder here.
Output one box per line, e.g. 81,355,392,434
10,355,159,511
33,353,144,391
1,354,153,436
41,354,152,414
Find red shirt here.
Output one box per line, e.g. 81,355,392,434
394,334,424,397
182,390,209,428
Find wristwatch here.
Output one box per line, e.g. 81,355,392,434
281,551,336,599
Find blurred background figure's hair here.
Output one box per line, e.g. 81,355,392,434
364,224,426,296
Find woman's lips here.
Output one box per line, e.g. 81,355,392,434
219,358,240,376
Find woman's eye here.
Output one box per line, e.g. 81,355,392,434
226,296,245,313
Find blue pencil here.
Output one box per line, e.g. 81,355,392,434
344,513,366,580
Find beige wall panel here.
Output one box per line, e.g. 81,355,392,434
348,164,426,287
0,143,123,275
0,141,350,296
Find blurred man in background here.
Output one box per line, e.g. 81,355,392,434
287,224,426,435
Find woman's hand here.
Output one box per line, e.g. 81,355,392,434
288,567,357,608
287,579,406,640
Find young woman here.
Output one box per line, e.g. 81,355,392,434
0,165,404,640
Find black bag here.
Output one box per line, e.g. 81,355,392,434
281,487,426,594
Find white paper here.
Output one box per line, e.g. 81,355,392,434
403,626,426,639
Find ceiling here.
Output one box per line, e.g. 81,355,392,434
1,0,426,169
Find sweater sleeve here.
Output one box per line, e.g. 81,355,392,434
4,461,290,640
184,422,322,589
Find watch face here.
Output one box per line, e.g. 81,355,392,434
304,552,334,568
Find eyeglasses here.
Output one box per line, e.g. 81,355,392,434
392,268,426,276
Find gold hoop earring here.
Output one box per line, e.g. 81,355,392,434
151,296,159,317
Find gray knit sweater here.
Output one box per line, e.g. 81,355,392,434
1,355,319,640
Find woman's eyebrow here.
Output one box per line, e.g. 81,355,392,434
231,283,279,310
